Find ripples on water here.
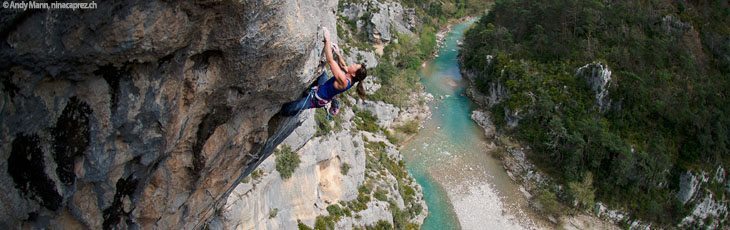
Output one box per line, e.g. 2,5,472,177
402,21,541,230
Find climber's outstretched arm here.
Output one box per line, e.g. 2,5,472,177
322,27,348,88
332,43,348,71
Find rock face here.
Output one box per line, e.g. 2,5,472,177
470,110,495,139
482,55,509,107
207,2,432,223
677,169,729,228
661,15,693,35
462,55,508,108
0,0,339,228
215,98,428,229
461,55,518,127
576,62,612,113
678,171,702,205
340,0,416,44
356,100,401,128
361,76,382,95
345,47,379,68
215,126,367,229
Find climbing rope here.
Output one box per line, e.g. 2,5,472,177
267,89,315,144
192,72,320,230
192,27,330,229
0,94,5,116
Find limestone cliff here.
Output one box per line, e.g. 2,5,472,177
0,0,340,228
210,0,432,227
340,0,416,44
213,102,429,229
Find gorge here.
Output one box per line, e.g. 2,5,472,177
2,0,727,229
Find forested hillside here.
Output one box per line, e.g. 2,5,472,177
462,0,728,226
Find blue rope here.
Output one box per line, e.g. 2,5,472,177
267,88,315,143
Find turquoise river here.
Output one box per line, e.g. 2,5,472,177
402,21,542,229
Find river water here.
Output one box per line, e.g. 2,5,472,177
402,21,542,230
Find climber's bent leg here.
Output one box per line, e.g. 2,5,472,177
281,72,329,116
280,96,314,116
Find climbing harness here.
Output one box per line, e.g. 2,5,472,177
312,86,331,108
310,85,340,120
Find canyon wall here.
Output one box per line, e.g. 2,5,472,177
0,0,339,228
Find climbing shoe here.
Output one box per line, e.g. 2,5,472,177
329,98,340,116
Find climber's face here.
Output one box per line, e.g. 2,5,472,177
346,64,363,78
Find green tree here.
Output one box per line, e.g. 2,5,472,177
275,145,301,180
568,172,595,209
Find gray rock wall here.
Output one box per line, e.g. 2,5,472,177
340,0,416,44
217,122,368,229
678,169,729,228
0,0,338,228
217,99,428,229
460,55,519,127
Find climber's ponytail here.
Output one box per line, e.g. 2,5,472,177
353,63,368,98
356,81,366,99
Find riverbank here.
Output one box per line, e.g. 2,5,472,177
461,59,621,229
432,16,477,56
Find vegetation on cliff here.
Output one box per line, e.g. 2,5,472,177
338,0,490,107
463,0,729,225
275,145,301,180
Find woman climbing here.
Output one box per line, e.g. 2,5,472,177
279,27,368,117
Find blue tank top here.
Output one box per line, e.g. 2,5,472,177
317,77,351,101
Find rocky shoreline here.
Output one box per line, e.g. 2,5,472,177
460,62,642,229
460,51,729,229
433,16,477,55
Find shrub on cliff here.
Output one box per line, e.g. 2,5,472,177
535,187,562,218
315,108,343,136
275,145,300,180
340,163,351,175
354,109,380,133
297,220,313,230
314,215,336,230
396,120,420,134
568,172,595,209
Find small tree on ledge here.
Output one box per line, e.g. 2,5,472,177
275,145,301,180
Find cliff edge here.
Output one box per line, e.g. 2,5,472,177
0,0,338,228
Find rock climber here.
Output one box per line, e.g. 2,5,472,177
279,27,368,117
